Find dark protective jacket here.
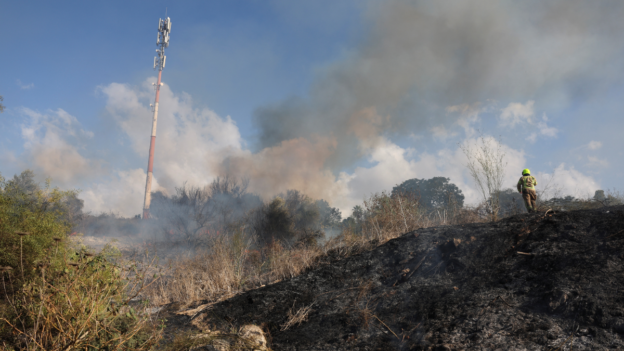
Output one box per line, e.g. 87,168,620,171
517,175,537,192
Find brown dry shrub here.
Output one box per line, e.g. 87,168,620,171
1,246,163,350
142,191,485,307
146,233,255,305
144,234,325,306
340,191,484,249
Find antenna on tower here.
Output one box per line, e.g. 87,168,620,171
153,16,171,72
143,13,172,219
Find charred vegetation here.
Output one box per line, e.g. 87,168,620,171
165,205,624,350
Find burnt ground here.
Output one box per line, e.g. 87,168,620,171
164,206,624,350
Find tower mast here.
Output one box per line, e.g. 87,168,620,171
143,16,171,219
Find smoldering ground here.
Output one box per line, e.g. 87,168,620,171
166,205,624,350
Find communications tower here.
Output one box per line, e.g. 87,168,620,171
143,16,171,219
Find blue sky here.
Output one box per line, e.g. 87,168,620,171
1,0,623,217
1,1,364,138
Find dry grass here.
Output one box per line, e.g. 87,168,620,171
161,326,270,351
339,192,484,251
140,192,488,310
0,245,163,350
146,235,253,305
281,302,314,331
143,235,326,306
341,279,401,340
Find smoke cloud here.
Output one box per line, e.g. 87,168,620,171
251,0,624,163
215,0,619,212
536,163,601,199
10,0,618,217
99,81,245,193
19,108,100,185
80,168,163,216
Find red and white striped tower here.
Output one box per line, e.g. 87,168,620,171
143,16,171,219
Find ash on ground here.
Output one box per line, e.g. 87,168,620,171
163,206,624,350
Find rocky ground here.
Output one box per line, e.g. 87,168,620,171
162,206,624,350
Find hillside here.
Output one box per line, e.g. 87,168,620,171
162,206,624,350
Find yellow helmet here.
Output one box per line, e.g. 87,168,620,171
522,168,530,175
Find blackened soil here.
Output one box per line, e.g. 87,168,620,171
187,206,624,350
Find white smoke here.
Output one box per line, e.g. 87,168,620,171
8,0,619,217
18,108,100,186
536,164,601,199
10,80,602,218
80,169,163,216
99,80,246,193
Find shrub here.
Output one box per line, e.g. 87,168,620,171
460,135,508,221
0,171,163,350
0,173,75,286
141,189,488,309
255,197,294,245
150,176,263,244
252,190,335,247
1,245,163,350
340,190,481,248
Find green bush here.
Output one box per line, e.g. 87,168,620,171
1,246,163,350
0,172,75,285
0,171,163,350
252,190,329,247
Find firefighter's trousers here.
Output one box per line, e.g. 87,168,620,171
522,189,537,213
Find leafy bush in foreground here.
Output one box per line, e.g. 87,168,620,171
0,172,75,286
0,171,163,350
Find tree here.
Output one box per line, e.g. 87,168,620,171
391,177,464,211
593,190,623,207
254,197,293,245
150,176,263,243
340,205,365,236
253,190,340,247
208,176,263,227
0,170,77,284
0,95,5,113
352,205,364,223
4,170,39,201
315,199,342,228
3,170,83,222
282,190,324,246
282,190,319,232
0,171,162,349
460,135,507,220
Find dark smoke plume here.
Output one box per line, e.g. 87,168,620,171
242,0,624,174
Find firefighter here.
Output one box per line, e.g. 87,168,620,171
517,169,538,213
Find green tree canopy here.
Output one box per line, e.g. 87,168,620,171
391,176,465,211
315,199,342,228
0,170,78,284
